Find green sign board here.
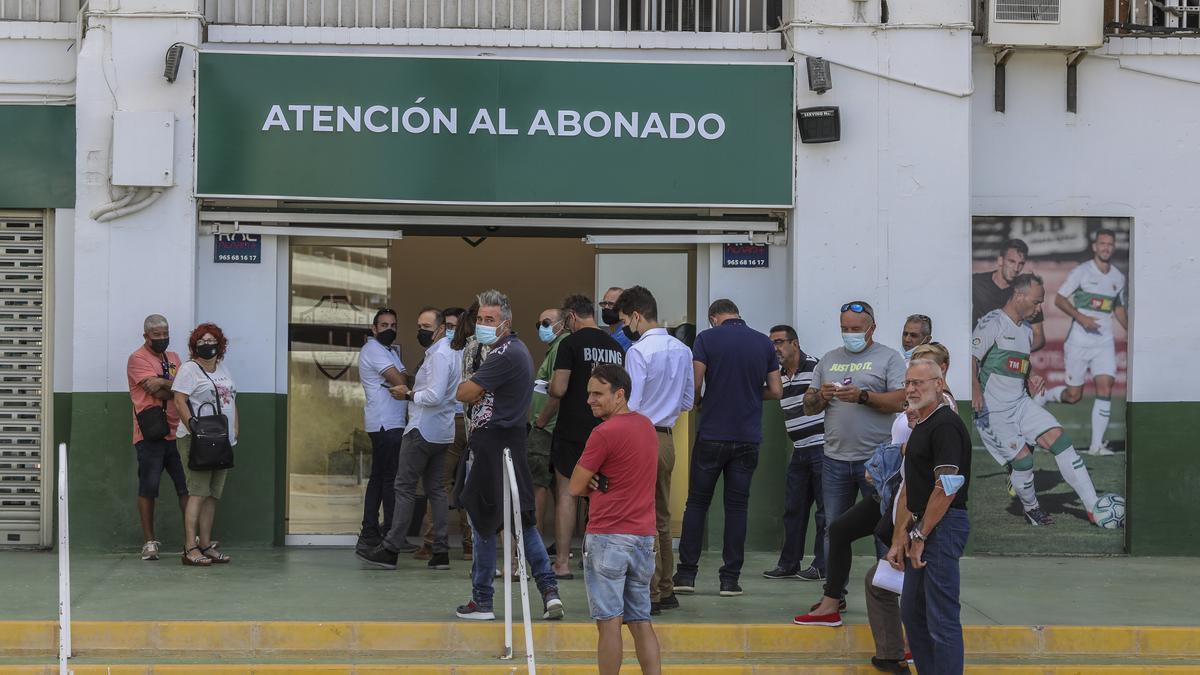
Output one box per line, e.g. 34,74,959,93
0,105,75,209
197,52,793,207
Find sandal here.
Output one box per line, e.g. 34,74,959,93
200,544,232,564
182,546,212,566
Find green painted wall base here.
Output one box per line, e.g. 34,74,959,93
63,392,281,551
50,393,1198,556
1128,401,1200,556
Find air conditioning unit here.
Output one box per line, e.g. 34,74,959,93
985,0,1103,49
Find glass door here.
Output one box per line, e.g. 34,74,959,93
286,241,391,541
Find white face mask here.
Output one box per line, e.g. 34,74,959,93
842,332,868,353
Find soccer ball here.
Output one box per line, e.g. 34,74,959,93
1092,493,1126,529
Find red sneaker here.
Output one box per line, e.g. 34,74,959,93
793,611,842,627
905,651,914,664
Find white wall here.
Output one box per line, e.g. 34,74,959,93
702,242,792,334
971,40,1200,403
0,22,75,104
52,208,74,393
71,8,202,392
788,26,973,390
196,234,285,394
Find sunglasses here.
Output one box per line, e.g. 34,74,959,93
841,302,874,318
536,318,560,330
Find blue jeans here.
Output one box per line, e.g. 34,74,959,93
822,456,884,597
902,508,970,675
778,445,826,573
470,522,557,608
677,440,760,584
583,533,655,622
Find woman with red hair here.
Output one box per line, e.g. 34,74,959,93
171,322,239,566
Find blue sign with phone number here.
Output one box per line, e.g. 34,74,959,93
722,243,769,268
214,234,261,264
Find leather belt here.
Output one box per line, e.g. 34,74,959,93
654,426,673,435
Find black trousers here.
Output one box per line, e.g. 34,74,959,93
361,426,404,537
822,494,884,600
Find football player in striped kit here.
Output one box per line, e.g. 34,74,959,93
972,274,1102,527
1040,229,1128,456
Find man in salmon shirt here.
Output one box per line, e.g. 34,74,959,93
126,314,188,561
570,364,661,675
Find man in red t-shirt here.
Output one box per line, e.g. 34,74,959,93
126,314,188,561
569,364,661,675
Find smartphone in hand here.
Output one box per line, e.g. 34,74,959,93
595,473,610,493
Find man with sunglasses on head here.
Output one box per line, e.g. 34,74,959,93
798,301,906,617
530,308,570,533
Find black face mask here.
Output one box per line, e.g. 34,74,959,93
195,343,219,360
416,328,435,348
601,309,620,326
149,338,170,354
622,325,640,342
376,328,397,346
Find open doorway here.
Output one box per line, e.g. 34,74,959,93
285,233,696,542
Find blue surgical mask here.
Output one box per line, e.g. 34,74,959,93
842,332,868,354
476,324,500,346
445,329,456,341
538,325,556,343
903,347,916,361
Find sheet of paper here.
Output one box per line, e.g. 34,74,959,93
872,560,905,595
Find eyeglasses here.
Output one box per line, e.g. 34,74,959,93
903,377,939,388
841,302,874,318
598,301,615,309
536,319,561,330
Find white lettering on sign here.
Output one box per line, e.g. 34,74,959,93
259,104,728,141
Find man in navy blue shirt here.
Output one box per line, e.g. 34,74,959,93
673,299,782,597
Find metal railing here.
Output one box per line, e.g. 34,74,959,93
0,0,77,21
200,0,781,30
1109,0,1200,33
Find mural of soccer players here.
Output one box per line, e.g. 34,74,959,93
971,217,1128,555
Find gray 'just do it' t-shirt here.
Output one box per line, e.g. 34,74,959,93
811,341,906,462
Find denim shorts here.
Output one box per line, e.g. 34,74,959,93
583,533,656,623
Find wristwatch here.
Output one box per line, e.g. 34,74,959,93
908,526,927,543
404,390,413,401
857,389,870,405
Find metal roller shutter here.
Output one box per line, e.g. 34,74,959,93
0,218,46,547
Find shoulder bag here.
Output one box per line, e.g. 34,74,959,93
186,363,235,471
135,354,173,441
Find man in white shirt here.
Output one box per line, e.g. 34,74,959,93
358,307,462,571
356,308,409,554
615,285,694,615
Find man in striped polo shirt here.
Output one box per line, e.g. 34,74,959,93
763,324,827,581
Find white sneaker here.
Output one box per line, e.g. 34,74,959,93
141,540,161,561
1087,443,1115,456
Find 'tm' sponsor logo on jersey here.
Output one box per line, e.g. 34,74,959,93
1005,356,1030,375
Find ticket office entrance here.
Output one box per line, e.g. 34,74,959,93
284,230,698,544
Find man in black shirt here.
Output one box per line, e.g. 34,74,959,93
886,358,971,675
546,293,625,578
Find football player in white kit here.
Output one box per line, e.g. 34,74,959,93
972,274,1102,527
1041,229,1128,456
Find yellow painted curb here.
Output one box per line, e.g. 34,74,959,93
3,621,1200,658
7,665,1200,675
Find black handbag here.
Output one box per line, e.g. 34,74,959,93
186,365,235,471
135,403,170,442
135,354,174,441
